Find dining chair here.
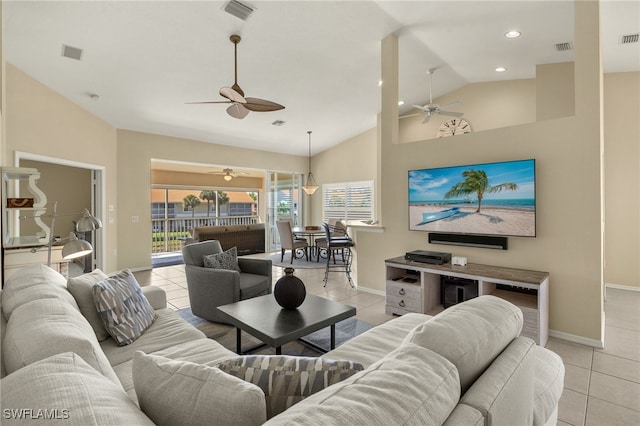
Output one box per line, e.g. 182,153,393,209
276,220,309,264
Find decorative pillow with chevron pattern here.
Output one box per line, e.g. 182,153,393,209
217,355,364,418
92,269,156,346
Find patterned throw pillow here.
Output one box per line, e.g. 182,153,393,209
217,355,365,418
92,269,156,346
203,246,242,272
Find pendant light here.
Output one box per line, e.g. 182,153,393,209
301,130,319,195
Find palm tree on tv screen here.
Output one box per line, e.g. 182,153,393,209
444,169,517,213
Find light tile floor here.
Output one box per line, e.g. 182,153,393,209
134,261,640,425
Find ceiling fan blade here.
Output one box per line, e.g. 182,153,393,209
439,101,462,110
220,86,246,103
243,97,285,112
412,104,429,112
439,111,464,118
422,113,432,124
227,103,250,119
185,100,232,104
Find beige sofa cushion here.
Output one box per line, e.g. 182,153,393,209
323,312,431,368
2,298,120,386
0,290,7,378
460,336,536,425
67,269,110,341
443,404,484,426
265,342,460,425
133,351,266,426
533,346,565,425
0,352,154,426
101,308,208,367
2,264,78,320
406,295,523,392
114,334,237,401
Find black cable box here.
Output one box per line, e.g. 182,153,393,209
404,250,452,265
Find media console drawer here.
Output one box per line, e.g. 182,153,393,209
385,280,421,315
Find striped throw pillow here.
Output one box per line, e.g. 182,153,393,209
92,269,156,346
217,355,364,418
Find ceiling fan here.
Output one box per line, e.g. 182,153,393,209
412,68,464,124
208,168,249,181
186,34,284,119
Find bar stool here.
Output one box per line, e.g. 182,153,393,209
321,221,355,288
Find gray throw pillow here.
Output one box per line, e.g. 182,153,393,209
203,246,241,272
92,269,156,346
67,269,110,341
132,351,266,426
217,355,365,418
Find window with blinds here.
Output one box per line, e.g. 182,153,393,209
322,181,374,222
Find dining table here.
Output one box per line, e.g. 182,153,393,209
291,226,326,260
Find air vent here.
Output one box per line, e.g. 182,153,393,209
61,44,83,60
224,0,254,21
271,120,286,127
555,42,574,52
620,33,639,44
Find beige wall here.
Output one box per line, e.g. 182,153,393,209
604,72,640,288
537,62,575,120
3,64,118,273
400,79,537,143
117,130,307,270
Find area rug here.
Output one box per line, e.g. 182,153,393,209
176,307,373,356
268,252,326,269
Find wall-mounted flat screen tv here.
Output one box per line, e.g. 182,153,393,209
408,159,536,237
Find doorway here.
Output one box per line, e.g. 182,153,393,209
266,171,303,252
15,152,105,274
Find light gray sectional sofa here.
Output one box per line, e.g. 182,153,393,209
0,264,564,425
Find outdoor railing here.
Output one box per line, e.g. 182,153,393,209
152,216,259,254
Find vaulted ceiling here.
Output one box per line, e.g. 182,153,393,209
4,1,639,157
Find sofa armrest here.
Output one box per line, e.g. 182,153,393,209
238,258,272,279
460,336,536,426
142,286,167,310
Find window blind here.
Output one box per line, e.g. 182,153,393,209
322,181,374,222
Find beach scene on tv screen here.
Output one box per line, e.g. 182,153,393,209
409,159,536,237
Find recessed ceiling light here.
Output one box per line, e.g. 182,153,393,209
398,100,405,106
505,31,521,38
495,67,507,72
377,80,383,87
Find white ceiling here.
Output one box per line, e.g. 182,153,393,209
4,1,639,158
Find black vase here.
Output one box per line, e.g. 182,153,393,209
274,267,306,310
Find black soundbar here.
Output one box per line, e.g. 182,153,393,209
428,233,508,250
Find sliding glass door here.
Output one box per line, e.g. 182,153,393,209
266,172,302,252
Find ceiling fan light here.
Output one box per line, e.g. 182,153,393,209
495,66,507,72
224,174,233,181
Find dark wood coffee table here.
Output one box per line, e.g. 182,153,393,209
216,294,356,355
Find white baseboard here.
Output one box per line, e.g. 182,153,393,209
549,329,604,349
606,282,640,292
356,286,386,297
